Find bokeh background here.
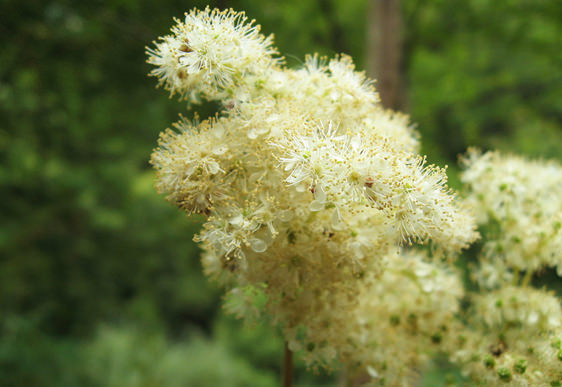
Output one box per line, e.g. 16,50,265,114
1,0,561,385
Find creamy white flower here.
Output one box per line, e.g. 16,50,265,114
148,7,479,376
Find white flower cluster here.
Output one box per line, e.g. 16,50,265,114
147,8,279,101
447,150,562,385
461,149,562,277
450,287,562,385
147,7,478,376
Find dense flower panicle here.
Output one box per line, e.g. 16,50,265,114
461,149,562,276
148,7,480,377
449,287,562,385
147,7,562,384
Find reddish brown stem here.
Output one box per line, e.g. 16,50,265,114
282,342,293,387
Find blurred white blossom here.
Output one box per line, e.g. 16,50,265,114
461,149,562,277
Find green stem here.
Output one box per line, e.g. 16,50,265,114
512,268,520,286
521,270,533,287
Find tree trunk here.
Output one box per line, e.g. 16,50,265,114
367,0,404,110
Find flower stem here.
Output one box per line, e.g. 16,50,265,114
512,268,520,285
521,270,533,287
282,342,293,387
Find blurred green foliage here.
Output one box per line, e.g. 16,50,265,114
405,0,562,164
1,0,560,385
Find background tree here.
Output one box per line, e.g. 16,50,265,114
367,0,405,110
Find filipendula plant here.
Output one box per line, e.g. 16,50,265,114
145,7,502,384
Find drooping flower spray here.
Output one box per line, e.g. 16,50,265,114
147,7,482,384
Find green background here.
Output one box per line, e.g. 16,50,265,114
1,0,561,385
